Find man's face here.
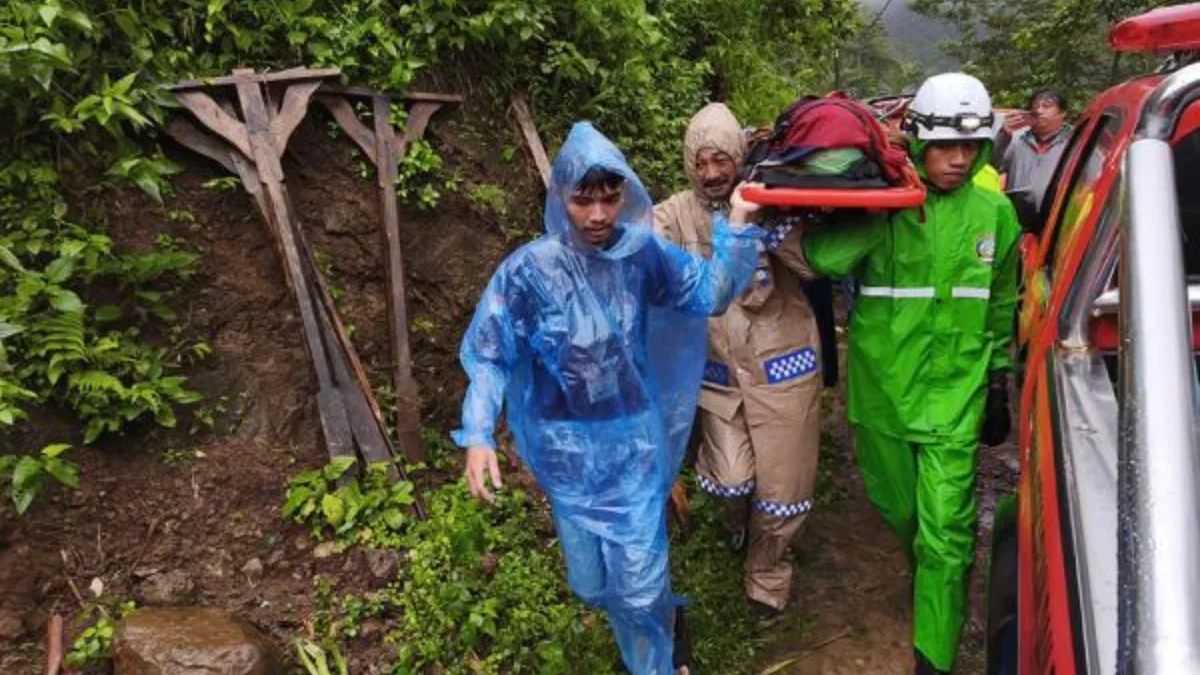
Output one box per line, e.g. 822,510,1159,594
693,147,738,201
923,140,981,192
1030,95,1065,137
567,184,624,247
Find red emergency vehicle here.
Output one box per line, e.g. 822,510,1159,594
987,4,1200,674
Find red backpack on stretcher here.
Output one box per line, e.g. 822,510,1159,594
741,92,927,210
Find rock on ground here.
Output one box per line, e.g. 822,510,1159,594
136,570,197,606
113,607,282,675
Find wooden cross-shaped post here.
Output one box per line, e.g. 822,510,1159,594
164,67,444,517
315,86,462,463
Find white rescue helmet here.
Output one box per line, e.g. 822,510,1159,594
904,73,998,141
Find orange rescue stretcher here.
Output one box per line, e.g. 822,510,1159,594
742,163,928,211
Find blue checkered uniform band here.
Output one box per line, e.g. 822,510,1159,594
762,222,795,252
703,360,731,386
697,474,755,498
763,347,818,384
753,497,813,518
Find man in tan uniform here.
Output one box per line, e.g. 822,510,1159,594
654,103,823,617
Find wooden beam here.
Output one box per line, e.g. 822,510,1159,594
167,66,341,91
510,95,551,188
284,184,426,516
270,80,323,154
373,95,424,462
175,90,255,162
395,101,444,164
163,118,239,176
231,68,354,460
314,95,378,164
320,83,463,104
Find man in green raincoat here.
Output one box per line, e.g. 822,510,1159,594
789,73,1020,674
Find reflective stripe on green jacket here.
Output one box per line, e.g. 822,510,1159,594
802,178,1020,443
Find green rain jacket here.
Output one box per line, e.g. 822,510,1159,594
802,141,1020,443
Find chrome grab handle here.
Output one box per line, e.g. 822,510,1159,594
1117,138,1200,674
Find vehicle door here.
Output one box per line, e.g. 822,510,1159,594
1017,109,1128,675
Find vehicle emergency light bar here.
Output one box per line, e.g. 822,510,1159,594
1109,3,1200,54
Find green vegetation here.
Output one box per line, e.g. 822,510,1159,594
285,459,776,674
64,600,137,669
0,442,78,514
912,0,1184,106
2,0,893,514
283,458,418,550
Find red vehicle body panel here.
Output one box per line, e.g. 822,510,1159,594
1014,63,1200,674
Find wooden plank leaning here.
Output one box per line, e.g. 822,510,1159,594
168,68,432,519
373,95,423,463
510,95,552,188
314,92,460,463
227,69,358,463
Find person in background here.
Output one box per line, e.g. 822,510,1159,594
655,103,826,620
994,88,1072,209
456,121,764,675
787,73,1020,674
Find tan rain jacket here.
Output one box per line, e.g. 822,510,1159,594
653,104,822,434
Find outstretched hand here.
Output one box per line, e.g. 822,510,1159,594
729,182,765,226
465,446,503,503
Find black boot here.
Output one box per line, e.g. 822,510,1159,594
673,608,694,674
724,495,750,553
915,650,949,675
727,524,747,553
748,598,781,623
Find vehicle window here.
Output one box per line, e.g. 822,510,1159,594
1035,118,1088,229
1050,114,1123,280
1173,127,1200,279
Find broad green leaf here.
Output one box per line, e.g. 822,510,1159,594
0,321,24,340
12,485,36,515
115,102,151,128
83,420,104,445
323,456,356,481
59,239,86,257
38,4,61,26
321,492,345,526
30,37,71,66
281,486,313,518
114,10,139,39
12,456,43,491
61,9,94,32
173,390,204,405
110,72,138,97
383,508,405,530
49,290,83,313
44,256,75,284
40,443,71,459
95,305,121,322
134,173,164,203
153,405,177,428
44,459,80,488
0,246,26,272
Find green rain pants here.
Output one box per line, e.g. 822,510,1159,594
853,424,978,672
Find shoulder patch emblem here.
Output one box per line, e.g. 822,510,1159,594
975,234,996,265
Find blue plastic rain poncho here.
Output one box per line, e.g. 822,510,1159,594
454,122,763,674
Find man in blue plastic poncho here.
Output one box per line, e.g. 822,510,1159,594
454,122,765,675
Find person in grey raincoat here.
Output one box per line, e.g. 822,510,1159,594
454,122,765,674
655,103,824,617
